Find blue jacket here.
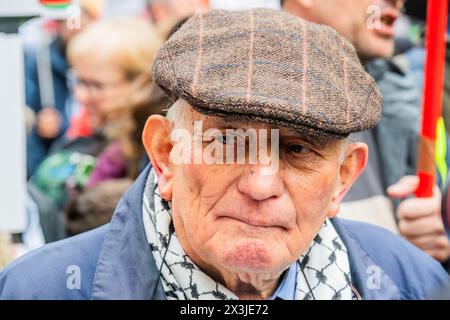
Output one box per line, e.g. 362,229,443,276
366,59,421,189
1,167,449,300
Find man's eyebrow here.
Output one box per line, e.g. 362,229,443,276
199,117,332,146
280,130,331,147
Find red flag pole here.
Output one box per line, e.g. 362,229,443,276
416,0,449,198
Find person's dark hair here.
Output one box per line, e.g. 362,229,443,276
123,85,170,179
65,179,133,236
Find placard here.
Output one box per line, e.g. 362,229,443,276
0,33,27,233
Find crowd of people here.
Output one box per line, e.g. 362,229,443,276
0,0,450,300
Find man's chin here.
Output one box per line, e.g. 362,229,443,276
216,238,284,273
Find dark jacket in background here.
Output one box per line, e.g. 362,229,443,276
367,59,421,188
341,58,422,234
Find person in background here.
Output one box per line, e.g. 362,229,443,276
85,86,169,188
65,179,133,236
30,18,163,211
281,0,450,268
66,18,163,183
145,0,209,38
63,51,169,229
23,0,104,178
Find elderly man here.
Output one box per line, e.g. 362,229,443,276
1,9,448,300
282,0,450,266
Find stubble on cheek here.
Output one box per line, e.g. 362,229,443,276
290,169,337,245
172,164,231,253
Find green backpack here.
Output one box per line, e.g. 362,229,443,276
31,150,96,207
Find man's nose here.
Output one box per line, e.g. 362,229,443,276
237,165,284,201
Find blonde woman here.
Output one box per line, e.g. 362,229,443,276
31,18,163,208
67,18,162,137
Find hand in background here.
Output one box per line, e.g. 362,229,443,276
36,107,62,139
388,176,450,262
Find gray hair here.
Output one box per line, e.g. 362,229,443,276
166,98,193,129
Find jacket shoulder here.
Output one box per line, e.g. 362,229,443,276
0,224,108,300
336,219,449,299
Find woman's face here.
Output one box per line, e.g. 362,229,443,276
72,53,134,127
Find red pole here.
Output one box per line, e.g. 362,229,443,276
416,0,449,198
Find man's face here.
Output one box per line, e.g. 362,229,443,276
167,109,348,279
305,0,404,60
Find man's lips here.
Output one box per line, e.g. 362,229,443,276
373,7,399,38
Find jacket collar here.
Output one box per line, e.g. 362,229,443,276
331,218,401,300
90,165,166,300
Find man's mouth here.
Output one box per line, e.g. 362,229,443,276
374,7,399,38
218,215,288,231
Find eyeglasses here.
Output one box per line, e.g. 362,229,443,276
74,77,128,95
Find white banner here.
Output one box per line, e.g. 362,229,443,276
0,33,27,233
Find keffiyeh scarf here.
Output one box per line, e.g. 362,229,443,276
143,169,354,300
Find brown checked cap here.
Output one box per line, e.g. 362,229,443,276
152,8,382,138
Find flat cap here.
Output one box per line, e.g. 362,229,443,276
152,8,381,138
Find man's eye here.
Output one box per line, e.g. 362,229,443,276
287,143,311,154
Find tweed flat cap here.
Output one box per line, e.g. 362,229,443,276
152,8,382,138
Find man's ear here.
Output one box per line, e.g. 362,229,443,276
142,115,174,201
328,142,368,218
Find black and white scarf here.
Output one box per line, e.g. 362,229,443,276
142,169,354,300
